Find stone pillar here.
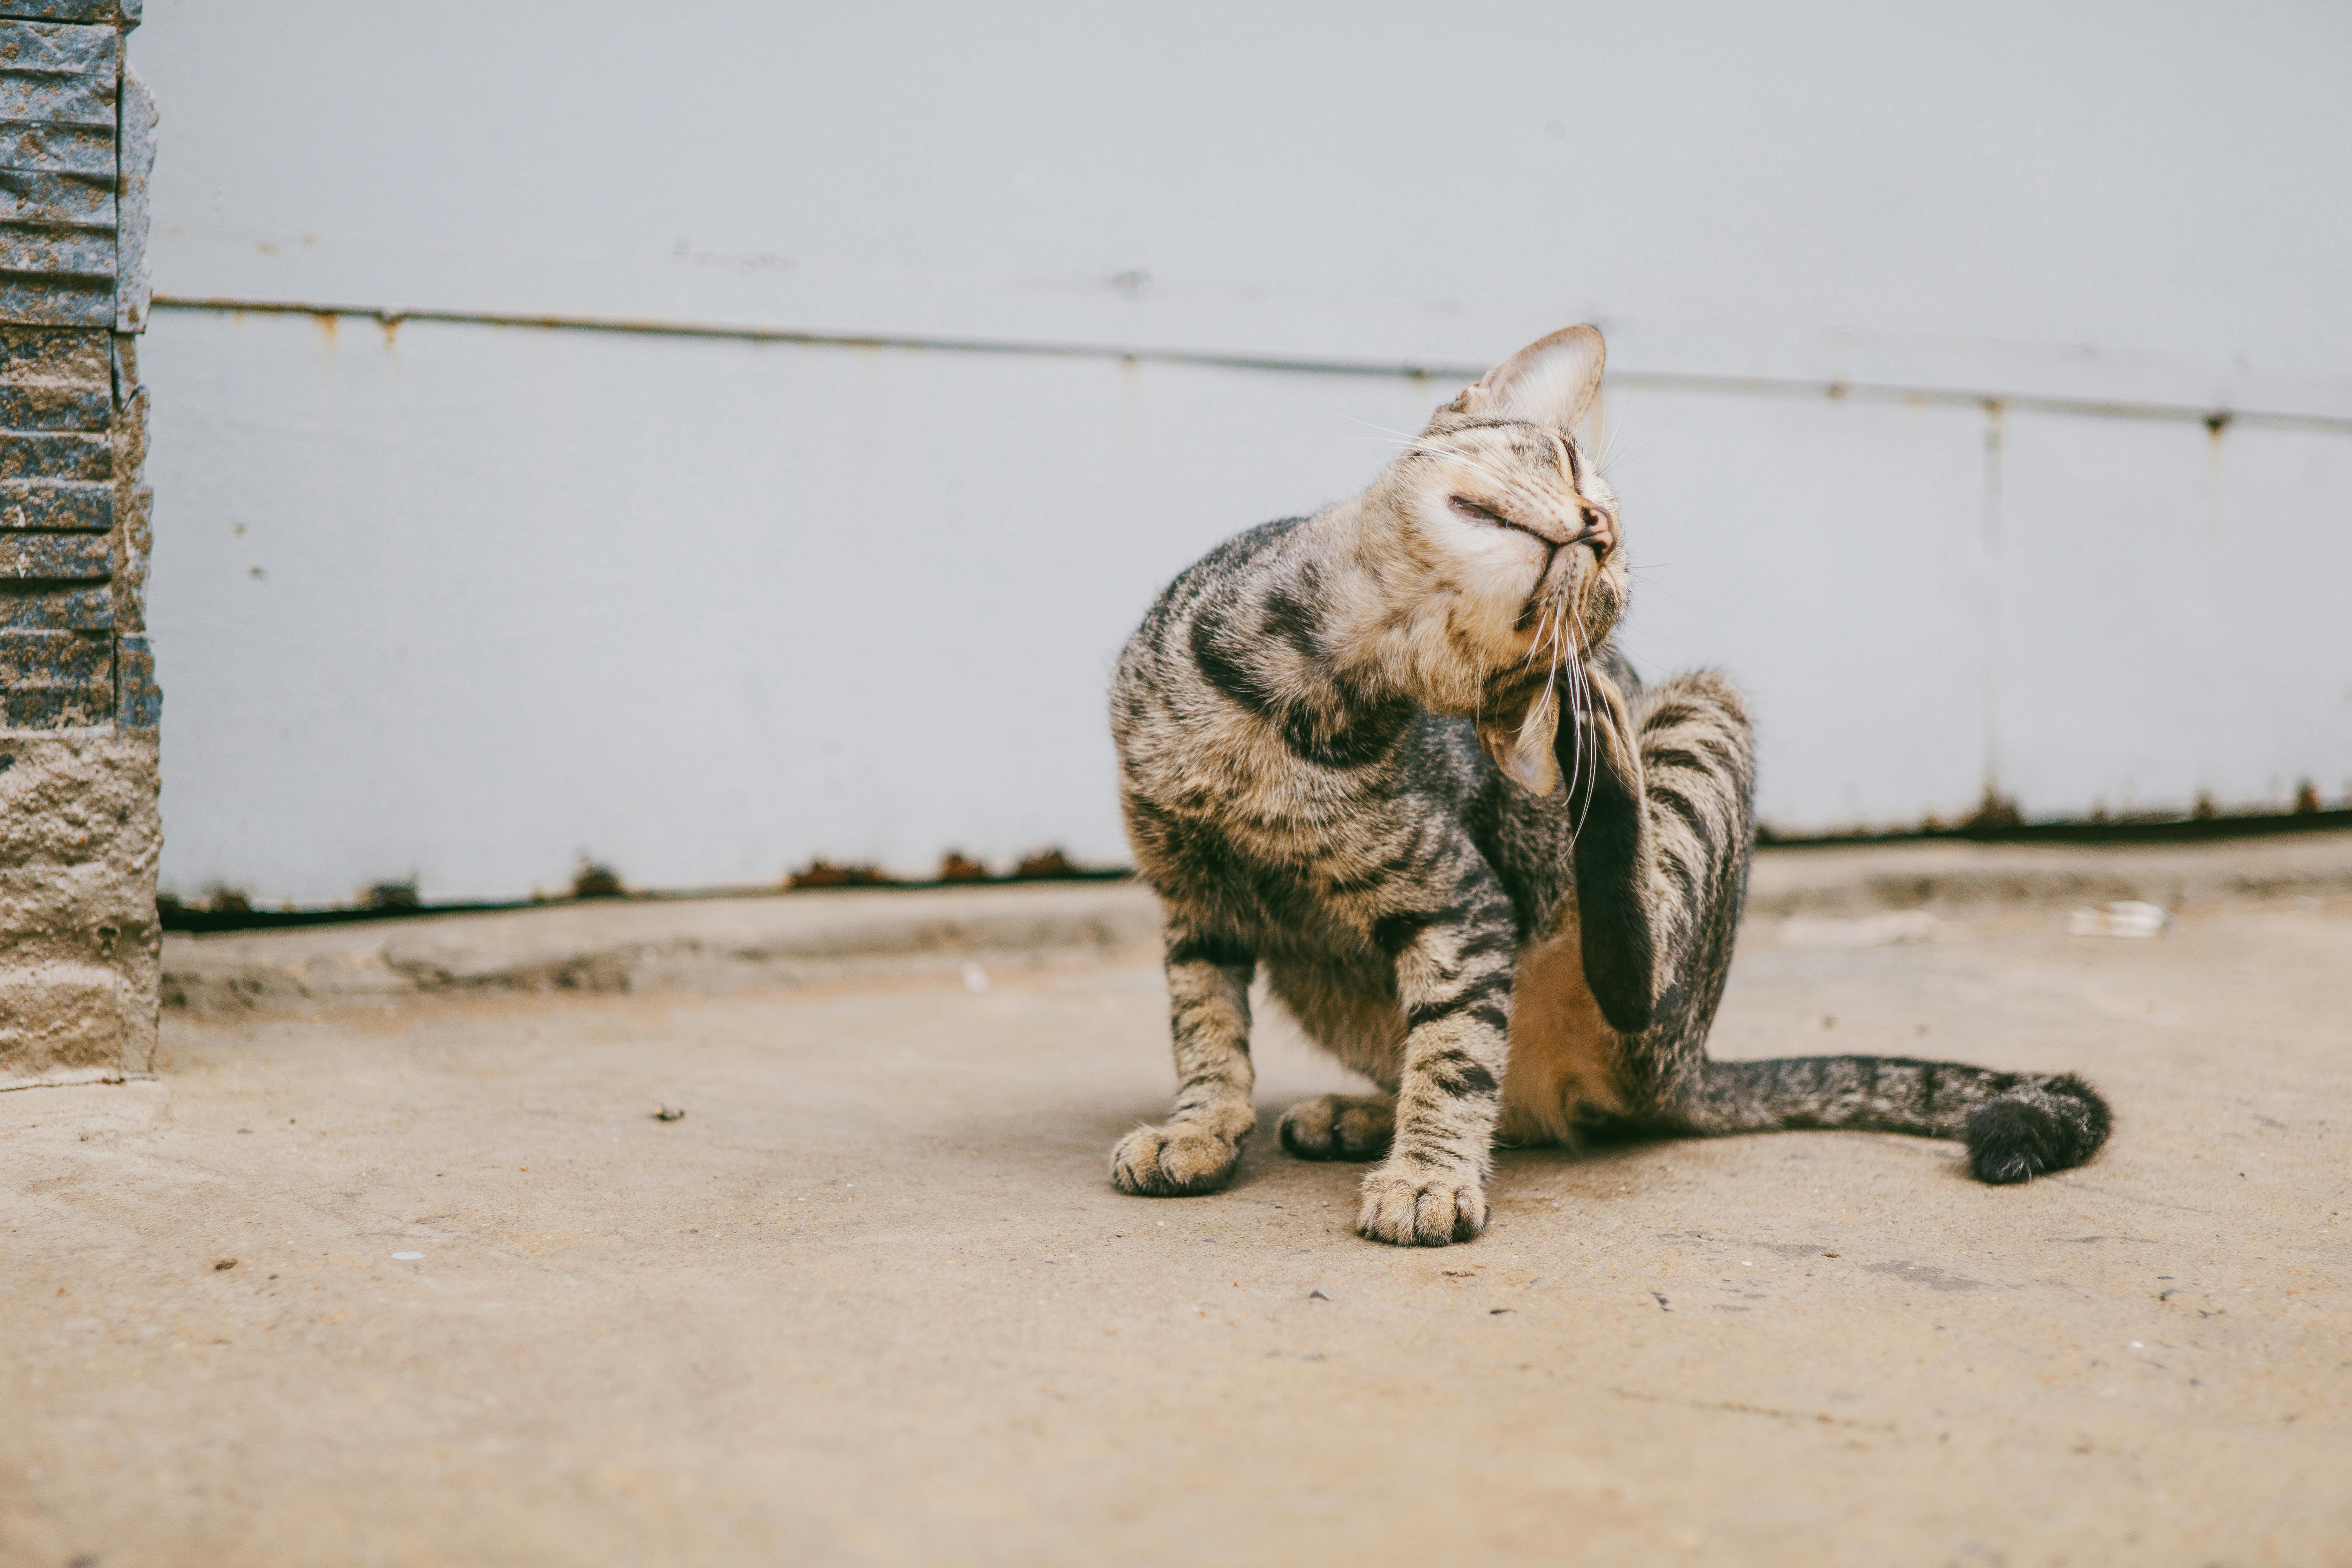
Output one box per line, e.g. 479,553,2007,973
0,1,160,1089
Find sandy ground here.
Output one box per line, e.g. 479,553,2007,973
4,891,2349,1566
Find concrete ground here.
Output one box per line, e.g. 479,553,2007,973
4,846,2350,1565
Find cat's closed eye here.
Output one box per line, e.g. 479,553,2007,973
1448,495,1511,526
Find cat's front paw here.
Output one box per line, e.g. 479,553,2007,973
1109,1121,1245,1196
1355,1164,1487,1246
1278,1093,1394,1161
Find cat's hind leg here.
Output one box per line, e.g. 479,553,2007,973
1109,917,1257,1197
1277,1093,1394,1160
1569,668,2114,1180
1263,960,1403,1161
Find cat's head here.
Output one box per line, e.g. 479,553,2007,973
1354,325,1629,797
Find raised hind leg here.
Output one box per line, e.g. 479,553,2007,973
1565,666,2113,1180
1555,664,1755,1042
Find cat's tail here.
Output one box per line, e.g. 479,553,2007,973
1656,1056,2111,1183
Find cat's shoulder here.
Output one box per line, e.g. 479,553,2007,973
1123,515,1314,663
1173,515,1312,597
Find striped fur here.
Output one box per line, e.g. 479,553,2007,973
1107,326,2111,1245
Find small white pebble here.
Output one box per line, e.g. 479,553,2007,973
391,1252,423,1261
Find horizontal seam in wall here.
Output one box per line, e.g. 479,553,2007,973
149,295,2352,435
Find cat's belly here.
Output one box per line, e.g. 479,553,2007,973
1268,918,1626,1145
1497,918,1626,1145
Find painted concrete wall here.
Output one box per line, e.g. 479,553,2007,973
131,0,2352,905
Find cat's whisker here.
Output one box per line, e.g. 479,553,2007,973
1521,582,1568,673
1348,416,1528,488
1526,602,1563,719
1336,415,1427,441
1568,601,1600,849
1527,592,1572,791
1399,439,1529,496
1592,432,1667,479
1557,597,1584,827
1523,601,1558,671
1525,599,1565,760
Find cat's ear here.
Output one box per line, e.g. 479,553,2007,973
1478,692,1563,799
1457,325,1605,431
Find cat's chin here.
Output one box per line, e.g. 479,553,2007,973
1496,591,1624,667
1562,560,1630,646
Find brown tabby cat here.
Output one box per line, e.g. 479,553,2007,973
1105,325,2110,1247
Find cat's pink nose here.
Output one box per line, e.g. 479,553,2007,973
1575,507,1615,554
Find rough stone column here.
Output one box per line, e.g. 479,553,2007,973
0,0,160,1089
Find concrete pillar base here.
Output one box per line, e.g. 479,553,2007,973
0,731,160,1089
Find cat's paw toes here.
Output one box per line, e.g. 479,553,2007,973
1278,1094,1394,1161
1110,1122,1244,1196
1354,1166,1486,1246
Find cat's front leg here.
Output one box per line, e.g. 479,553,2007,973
1355,891,1517,1246
1109,918,1257,1197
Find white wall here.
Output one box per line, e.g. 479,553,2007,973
131,0,2352,904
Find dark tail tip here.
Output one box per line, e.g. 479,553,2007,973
1965,1073,2112,1185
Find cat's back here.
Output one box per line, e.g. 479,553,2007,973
1114,517,1305,695
1109,516,1310,773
